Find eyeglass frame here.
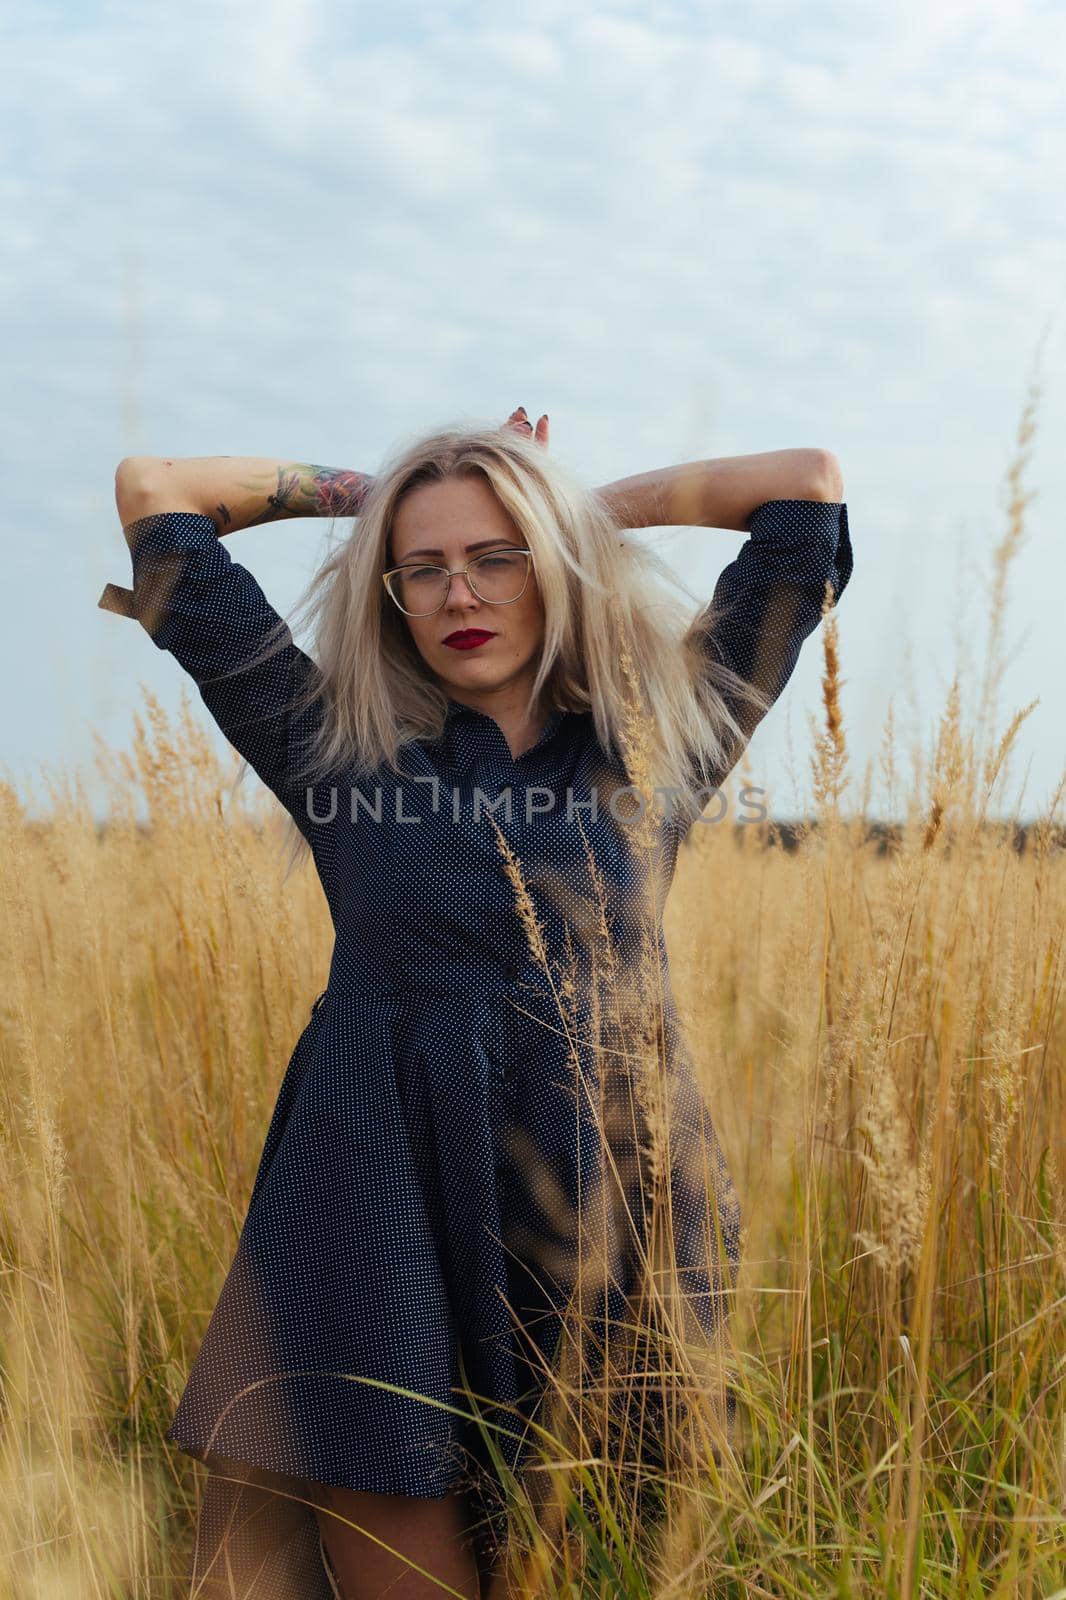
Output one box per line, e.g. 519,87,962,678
381,546,535,616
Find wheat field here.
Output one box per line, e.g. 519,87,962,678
2,415,1063,1597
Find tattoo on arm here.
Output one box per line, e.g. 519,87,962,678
215,464,375,531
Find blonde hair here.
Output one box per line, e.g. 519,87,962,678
241,422,770,869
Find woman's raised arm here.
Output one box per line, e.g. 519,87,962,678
115,455,375,533
593,447,841,531
114,403,548,532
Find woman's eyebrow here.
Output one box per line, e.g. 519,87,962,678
398,537,522,560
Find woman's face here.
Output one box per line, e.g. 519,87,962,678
388,472,546,702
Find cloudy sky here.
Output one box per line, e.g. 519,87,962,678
4,0,1064,822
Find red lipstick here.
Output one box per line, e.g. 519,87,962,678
443,630,496,650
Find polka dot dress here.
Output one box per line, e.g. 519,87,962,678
98,496,852,1595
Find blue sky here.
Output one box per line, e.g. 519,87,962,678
4,0,1064,821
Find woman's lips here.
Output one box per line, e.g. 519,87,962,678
443,630,496,650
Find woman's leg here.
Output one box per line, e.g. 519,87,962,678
189,1452,340,1599
313,1484,482,1600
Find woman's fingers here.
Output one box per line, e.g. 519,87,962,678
503,407,549,450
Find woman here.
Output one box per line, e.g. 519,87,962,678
99,408,851,1599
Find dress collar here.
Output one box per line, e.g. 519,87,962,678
442,697,573,771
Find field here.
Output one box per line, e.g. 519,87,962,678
2,430,1063,1596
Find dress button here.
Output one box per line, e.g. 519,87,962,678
503,962,518,982
499,1064,516,1084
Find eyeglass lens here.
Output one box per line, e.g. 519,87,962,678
390,551,530,615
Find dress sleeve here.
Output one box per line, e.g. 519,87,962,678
688,497,853,792
98,511,325,837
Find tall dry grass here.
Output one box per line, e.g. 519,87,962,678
2,390,1064,1596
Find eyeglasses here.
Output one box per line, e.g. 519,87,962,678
382,547,534,617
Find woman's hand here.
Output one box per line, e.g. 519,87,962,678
502,406,549,450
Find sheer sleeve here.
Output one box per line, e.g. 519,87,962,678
687,497,852,795
98,511,325,839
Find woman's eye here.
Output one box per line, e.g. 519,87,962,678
476,552,521,569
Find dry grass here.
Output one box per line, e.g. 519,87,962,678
2,398,1064,1596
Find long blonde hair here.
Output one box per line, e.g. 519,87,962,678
239,423,770,868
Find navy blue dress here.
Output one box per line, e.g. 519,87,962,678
99,496,851,1591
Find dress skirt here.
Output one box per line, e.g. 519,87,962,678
166,981,742,1596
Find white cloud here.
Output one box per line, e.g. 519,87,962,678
1,0,1064,815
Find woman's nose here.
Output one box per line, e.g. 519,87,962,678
443,570,480,605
